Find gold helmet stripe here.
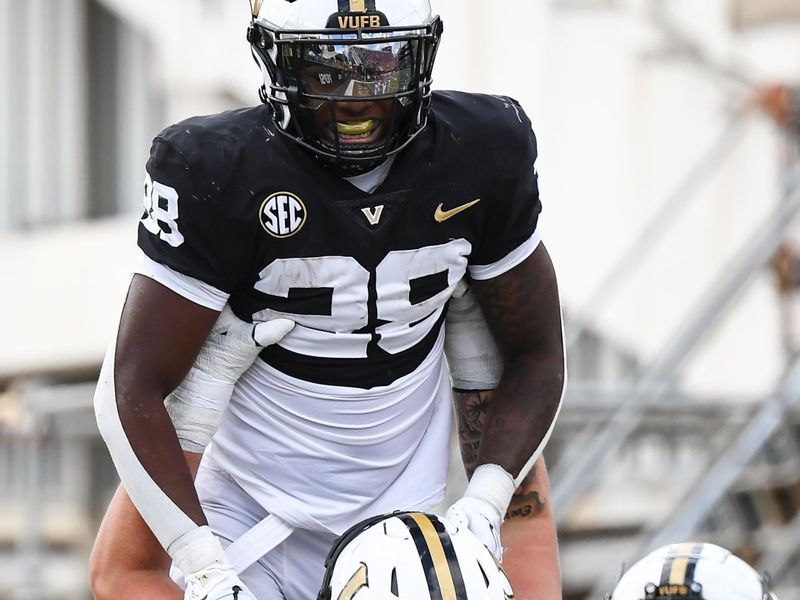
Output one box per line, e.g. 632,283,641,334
349,0,366,12
250,0,264,18
407,513,459,600
336,563,368,600
662,542,705,585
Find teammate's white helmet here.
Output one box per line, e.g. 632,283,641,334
605,542,778,600
317,512,515,599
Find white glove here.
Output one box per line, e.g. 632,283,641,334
446,497,503,560
446,464,516,561
171,526,256,600
165,306,294,452
183,564,257,600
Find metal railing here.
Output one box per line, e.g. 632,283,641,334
554,167,800,524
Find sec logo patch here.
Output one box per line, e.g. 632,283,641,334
259,192,307,238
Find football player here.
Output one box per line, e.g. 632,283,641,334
90,1,565,599
604,542,778,600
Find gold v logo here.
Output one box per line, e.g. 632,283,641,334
434,199,481,223
361,205,384,225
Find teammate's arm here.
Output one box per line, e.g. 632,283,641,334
454,389,561,600
89,452,203,600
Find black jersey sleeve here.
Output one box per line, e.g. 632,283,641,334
137,131,251,294
469,96,542,273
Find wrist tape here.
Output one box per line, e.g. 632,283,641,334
464,464,517,518
169,525,228,577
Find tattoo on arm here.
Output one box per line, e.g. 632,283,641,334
469,243,565,477
455,390,491,477
454,389,548,521
506,465,546,521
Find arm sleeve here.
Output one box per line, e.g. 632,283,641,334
468,100,543,280
137,138,249,293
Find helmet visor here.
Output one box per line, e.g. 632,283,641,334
285,35,418,103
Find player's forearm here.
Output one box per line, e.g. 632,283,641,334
470,244,565,478
476,352,564,475
501,458,561,600
96,371,207,536
456,391,561,597
114,386,207,526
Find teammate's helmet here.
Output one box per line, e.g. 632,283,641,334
604,543,778,600
317,511,515,600
247,0,443,173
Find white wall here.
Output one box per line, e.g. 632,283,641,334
0,217,138,377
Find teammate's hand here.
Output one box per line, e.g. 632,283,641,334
183,564,256,600
198,305,295,383
446,496,504,561
165,306,295,452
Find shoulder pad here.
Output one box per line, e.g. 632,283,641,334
152,106,276,196
431,91,538,172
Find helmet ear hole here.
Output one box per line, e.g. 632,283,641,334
391,567,399,596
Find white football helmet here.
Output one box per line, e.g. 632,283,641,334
605,543,778,600
247,0,442,173
317,512,515,600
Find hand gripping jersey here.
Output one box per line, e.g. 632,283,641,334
137,91,542,534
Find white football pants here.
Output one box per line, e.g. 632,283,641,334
171,456,338,599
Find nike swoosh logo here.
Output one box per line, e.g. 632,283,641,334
434,198,481,223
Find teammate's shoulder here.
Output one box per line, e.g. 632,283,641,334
430,91,537,157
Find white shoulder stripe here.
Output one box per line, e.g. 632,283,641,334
468,229,541,280
134,253,229,310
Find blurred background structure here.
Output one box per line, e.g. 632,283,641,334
2,0,800,598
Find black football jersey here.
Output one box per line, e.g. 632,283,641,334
138,91,541,389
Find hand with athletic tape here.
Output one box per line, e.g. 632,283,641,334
445,464,516,562
183,564,256,600
171,525,257,600
165,306,294,453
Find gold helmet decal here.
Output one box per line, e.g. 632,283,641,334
327,0,389,28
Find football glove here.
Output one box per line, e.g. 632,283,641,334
165,306,294,452
183,564,256,600
446,464,517,561
446,497,503,561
